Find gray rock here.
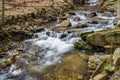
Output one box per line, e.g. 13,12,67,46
88,54,110,69
75,22,87,28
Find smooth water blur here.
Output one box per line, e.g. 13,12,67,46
89,0,99,6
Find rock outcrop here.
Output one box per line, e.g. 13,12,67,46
80,29,120,53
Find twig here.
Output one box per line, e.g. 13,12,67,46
90,62,104,80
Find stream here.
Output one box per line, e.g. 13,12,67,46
0,0,117,80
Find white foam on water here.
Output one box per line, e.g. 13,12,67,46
67,37,81,44
76,13,87,20
11,69,22,76
0,64,22,80
89,0,99,6
22,29,76,69
70,19,78,27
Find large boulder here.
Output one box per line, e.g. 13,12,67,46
81,29,120,52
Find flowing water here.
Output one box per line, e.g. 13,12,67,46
89,0,99,6
0,0,117,80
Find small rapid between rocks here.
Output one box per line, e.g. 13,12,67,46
0,0,117,80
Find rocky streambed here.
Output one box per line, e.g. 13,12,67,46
0,0,119,80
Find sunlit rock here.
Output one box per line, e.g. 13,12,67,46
93,72,107,80
112,48,120,65
81,29,120,53
61,19,71,27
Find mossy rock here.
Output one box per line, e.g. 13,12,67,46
101,62,116,72
83,29,120,48
80,31,94,39
74,41,91,50
61,20,71,27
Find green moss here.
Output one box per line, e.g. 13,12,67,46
83,29,120,47
74,41,91,49
101,62,116,72
61,20,71,27
80,31,94,38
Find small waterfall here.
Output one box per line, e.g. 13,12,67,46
22,29,81,69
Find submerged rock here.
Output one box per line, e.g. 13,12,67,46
43,52,88,80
